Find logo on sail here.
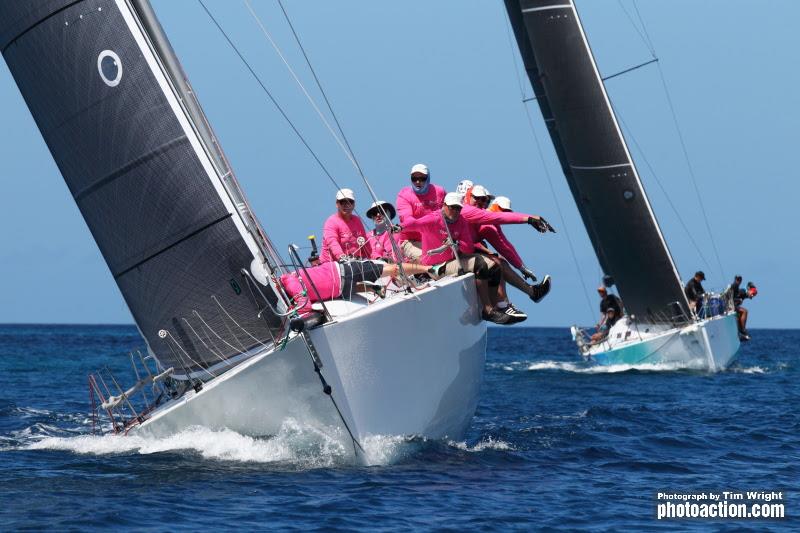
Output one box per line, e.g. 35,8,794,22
97,50,122,87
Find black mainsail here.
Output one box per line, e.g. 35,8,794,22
504,0,691,322
0,0,287,378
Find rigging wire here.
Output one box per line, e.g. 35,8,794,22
196,0,346,195
503,9,596,322
618,0,726,281
616,115,713,271
245,0,413,287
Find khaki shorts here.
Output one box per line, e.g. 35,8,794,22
401,240,423,262
443,253,493,277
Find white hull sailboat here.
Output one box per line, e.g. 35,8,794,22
135,275,486,443
504,0,740,370
0,0,487,449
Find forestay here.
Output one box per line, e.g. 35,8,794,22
0,0,287,378
504,0,691,322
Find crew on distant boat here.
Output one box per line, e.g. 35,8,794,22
365,200,401,262
684,271,706,313
280,260,433,314
320,188,371,262
400,192,512,324
396,164,447,262
590,285,623,343
725,275,758,341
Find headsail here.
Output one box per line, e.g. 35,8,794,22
0,0,287,378
504,0,691,322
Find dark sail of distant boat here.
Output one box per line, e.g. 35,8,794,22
504,0,691,322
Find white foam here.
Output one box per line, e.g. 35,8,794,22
731,366,766,374
523,359,698,374
25,418,352,468
448,437,513,452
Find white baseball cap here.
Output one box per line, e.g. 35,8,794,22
471,185,491,198
444,192,462,206
410,163,429,176
493,196,511,211
335,188,355,201
456,179,473,194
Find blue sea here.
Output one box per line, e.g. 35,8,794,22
0,325,796,530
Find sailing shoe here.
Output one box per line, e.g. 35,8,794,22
482,308,513,325
529,275,552,303
503,304,528,323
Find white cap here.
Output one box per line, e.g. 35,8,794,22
456,179,473,194
471,184,491,198
335,188,355,201
493,196,511,211
410,163,429,176
444,192,462,206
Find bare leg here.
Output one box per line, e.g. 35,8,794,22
740,307,748,331
475,278,493,314
501,260,532,296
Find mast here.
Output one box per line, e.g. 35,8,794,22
504,0,691,322
0,0,287,378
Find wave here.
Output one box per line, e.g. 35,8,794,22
16,418,513,468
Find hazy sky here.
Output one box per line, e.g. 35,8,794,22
0,0,796,328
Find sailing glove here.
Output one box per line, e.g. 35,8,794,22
528,216,556,233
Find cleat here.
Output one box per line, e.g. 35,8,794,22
530,275,551,303
481,308,513,325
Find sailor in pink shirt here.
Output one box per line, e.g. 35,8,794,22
365,200,401,262
401,192,514,324
466,186,553,311
396,163,446,261
320,188,372,263
280,259,433,315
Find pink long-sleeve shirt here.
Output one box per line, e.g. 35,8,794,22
401,211,477,265
320,213,371,263
368,229,400,262
280,262,341,314
477,225,524,269
396,184,446,242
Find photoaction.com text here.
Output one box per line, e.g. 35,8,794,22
656,491,785,520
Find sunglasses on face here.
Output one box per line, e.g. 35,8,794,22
447,204,462,211
410,175,427,184
337,199,354,206
473,196,489,203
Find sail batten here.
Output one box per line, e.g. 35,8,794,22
505,0,691,321
0,0,285,377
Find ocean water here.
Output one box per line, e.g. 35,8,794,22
0,324,796,530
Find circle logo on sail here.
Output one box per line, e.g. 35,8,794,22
97,50,122,87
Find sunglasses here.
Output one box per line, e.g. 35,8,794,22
447,204,463,210
410,175,428,183
337,199,354,205
473,196,489,203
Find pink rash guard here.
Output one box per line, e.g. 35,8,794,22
396,184,446,243
280,262,341,314
401,211,477,265
368,230,399,261
320,213,371,263
477,225,524,269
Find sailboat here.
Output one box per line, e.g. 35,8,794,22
503,0,740,370
0,0,486,449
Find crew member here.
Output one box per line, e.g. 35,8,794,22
727,275,757,341
396,164,446,261
320,188,371,263
684,271,706,313
366,200,400,262
401,192,511,324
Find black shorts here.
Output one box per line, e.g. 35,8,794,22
340,260,385,298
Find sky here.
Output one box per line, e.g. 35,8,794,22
0,0,797,328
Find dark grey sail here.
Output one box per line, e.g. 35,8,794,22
0,0,287,378
504,0,691,322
